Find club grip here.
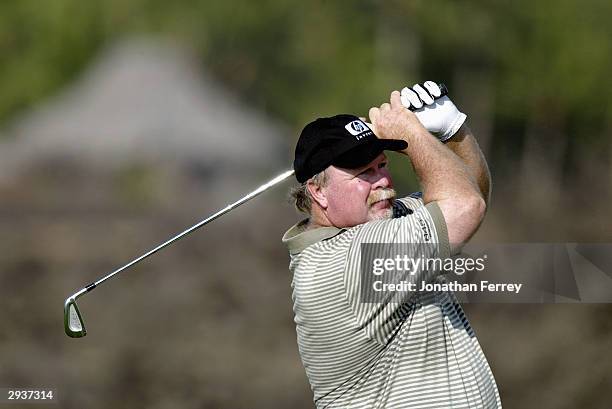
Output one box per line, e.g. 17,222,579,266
438,83,448,97
406,82,448,112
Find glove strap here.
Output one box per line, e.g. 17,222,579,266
439,112,467,143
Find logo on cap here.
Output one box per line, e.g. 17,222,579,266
345,120,372,140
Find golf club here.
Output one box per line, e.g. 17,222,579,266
64,169,295,337
64,82,449,338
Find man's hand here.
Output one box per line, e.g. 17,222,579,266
368,91,430,145
401,81,467,142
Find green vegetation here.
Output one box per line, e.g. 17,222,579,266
1,0,610,185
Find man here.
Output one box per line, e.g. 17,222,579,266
282,82,501,408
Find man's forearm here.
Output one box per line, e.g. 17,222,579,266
445,125,492,205
400,126,485,250
400,127,480,207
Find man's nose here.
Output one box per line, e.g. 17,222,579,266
372,169,392,189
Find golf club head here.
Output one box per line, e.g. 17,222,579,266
64,298,87,338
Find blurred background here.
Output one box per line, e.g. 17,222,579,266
0,0,611,408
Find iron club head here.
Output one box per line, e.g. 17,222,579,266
64,297,87,338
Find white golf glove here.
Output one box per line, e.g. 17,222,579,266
400,81,467,142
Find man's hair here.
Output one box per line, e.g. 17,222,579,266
289,170,328,214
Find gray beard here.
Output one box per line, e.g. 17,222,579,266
368,201,395,221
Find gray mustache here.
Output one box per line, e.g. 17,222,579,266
367,188,396,206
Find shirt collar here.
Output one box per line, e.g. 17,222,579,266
282,219,345,255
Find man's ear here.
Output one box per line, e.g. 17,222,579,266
307,180,328,209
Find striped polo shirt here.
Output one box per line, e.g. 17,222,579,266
282,195,501,408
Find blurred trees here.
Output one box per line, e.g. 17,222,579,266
1,0,611,189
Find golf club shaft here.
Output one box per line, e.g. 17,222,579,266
68,83,447,301
71,169,295,300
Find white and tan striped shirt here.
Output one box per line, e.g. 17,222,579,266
282,195,501,408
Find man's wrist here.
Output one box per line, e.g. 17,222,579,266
438,112,467,142
399,127,439,154
443,124,469,146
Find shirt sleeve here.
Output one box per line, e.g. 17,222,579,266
342,201,450,345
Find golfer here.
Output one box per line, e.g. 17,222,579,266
283,82,501,408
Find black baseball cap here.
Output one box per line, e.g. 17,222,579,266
293,114,408,183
